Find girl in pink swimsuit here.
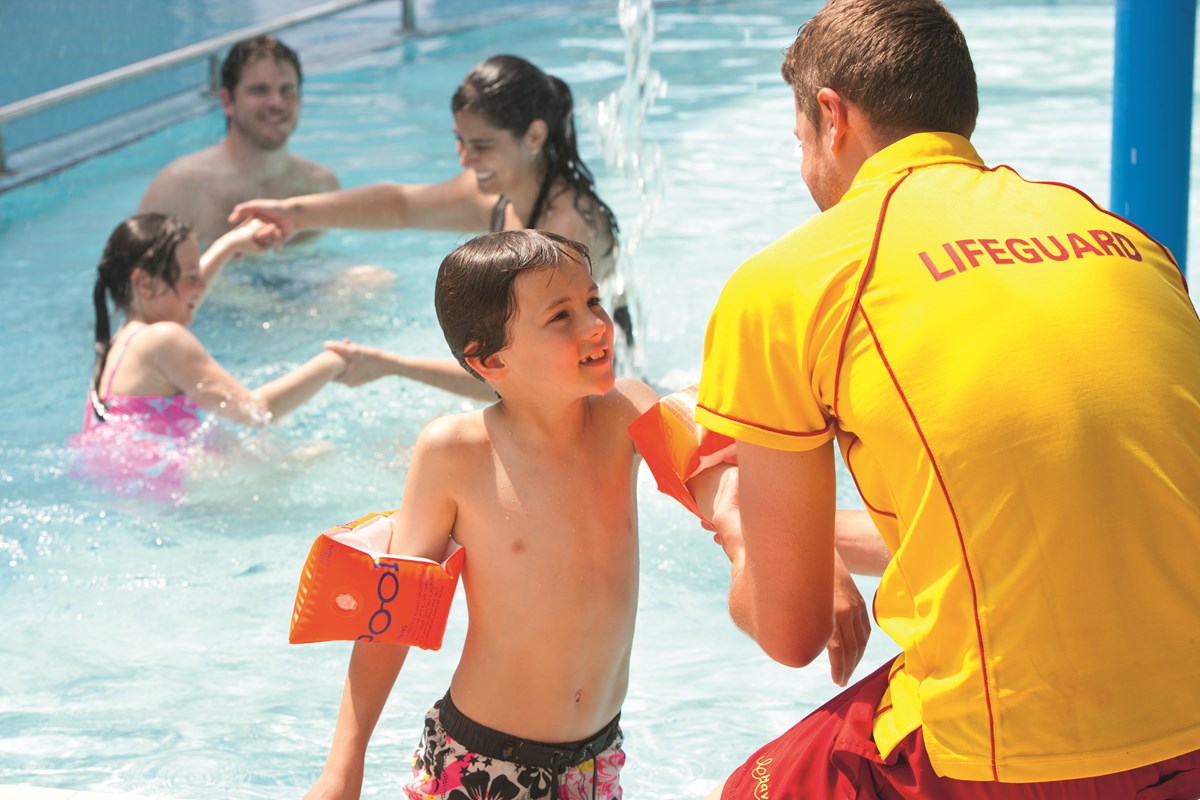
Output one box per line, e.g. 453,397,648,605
72,213,357,501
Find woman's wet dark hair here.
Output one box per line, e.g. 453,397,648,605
451,55,617,252
435,229,592,382
90,213,192,416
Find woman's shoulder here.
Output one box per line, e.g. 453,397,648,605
545,182,613,247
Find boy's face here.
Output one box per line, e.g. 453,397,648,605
499,257,615,397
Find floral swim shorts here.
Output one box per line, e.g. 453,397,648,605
403,691,624,800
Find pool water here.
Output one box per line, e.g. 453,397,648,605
0,1,1189,797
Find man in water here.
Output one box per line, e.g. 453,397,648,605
137,35,337,246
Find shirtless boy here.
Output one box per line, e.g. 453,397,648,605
305,230,656,800
305,230,876,799
137,35,337,246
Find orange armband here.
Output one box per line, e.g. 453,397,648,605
627,385,736,523
289,511,465,650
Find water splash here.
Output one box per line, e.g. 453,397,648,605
595,0,667,374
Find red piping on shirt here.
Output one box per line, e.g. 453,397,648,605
694,404,833,440
844,436,897,520
835,164,999,780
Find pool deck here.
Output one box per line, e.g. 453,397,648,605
0,787,171,800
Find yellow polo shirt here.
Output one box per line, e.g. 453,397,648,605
697,132,1200,782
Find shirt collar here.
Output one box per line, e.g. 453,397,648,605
845,132,984,199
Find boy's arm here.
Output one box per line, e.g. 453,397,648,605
308,419,463,797
307,642,409,800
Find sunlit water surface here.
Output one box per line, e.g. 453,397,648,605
2,1,1191,797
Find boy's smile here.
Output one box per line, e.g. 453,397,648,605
501,257,615,396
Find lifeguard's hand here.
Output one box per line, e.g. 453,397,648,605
828,555,870,687
325,339,395,387
228,198,300,240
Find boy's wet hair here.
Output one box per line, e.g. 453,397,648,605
451,55,617,251
220,34,302,95
90,213,192,414
435,230,593,381
783,0,977,141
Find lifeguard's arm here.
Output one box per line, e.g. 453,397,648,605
150,324,347,425
228,171,496,238
687,456,890,578
833,509,891,577
309,420,461,798
714,440,839,669
326,340,495,401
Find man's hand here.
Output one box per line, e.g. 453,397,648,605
827,554,871,686
228,198,301,240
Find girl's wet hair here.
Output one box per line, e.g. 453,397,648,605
451,55,617,252
90,213,192,415
435,229,592,381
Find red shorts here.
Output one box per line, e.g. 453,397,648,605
722,660,1200,800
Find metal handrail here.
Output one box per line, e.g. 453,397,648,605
0,0,412,173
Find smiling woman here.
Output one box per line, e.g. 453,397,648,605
227,54,635,348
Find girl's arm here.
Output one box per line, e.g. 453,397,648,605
228,172,497,238
197,219,283,287
150,323,347,425
326,340,495,401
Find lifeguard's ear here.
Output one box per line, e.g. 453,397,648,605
523,119,549,155
464,349,507,382
816,87,850,153
218,88,234,118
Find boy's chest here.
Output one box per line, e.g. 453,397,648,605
456,445,636,558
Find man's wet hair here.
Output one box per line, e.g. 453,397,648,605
220,35,302,95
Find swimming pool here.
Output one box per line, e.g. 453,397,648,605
0,1,1189,797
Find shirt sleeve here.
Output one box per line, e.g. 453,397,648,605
695,239,839,452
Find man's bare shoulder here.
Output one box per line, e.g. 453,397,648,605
288,154,339,193
155,145,239,182
137,146,234,215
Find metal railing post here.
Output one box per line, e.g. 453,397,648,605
401,0,415,32
0,123,8,174
208,53,222,94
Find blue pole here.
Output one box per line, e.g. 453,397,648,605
1110,0,1196,275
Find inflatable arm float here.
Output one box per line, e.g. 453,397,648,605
627,385,736,524
290,511,465,650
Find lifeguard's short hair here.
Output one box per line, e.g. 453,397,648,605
782,0,978,140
